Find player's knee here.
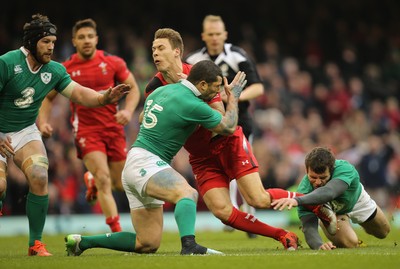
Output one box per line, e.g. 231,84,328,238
22,155,49,187
346,239,359,248
30,169,48,188
336,237,359,248
136,246,159,254
22,155,48,179
180,186,198,202
22,154,49,171
135,241,160,253
94,172,112,191
372,226,390,239
246,196,268,209
212,205,232,222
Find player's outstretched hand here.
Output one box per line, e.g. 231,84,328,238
271,198,299,211
224,71,247,99
102,84,131,105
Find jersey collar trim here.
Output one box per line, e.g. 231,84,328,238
20,46,29,56
181,79,201,97
20,46,43,74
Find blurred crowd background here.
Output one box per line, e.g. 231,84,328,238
1,0,400,218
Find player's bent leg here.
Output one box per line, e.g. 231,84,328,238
92,169,121,232
146,168,198,203
131,207,163,253
65,232,137,256
21,155,52,256
223,180,238,232
240,192,257,238
322,214,358,248
21,154,49,194
236,173,271,209
204,188,294,248
203,188,233,222
359,206,390,239
146,170,222,255
85,153,122,232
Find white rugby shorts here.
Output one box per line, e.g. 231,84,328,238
347,184,377,224
122,147,169,209
0,124,42,164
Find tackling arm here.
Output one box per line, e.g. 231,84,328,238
63,81,131,108
295,179,348,205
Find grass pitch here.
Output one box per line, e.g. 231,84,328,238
1,226,399,269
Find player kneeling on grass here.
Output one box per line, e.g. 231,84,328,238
272,147,391,250
65,60,248,256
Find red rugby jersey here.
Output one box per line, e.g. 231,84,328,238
63,50,130,133
144,63,221,158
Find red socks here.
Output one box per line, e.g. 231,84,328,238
266,188,319,211
106,215,122,232
224,207,286,240
266,188,301,199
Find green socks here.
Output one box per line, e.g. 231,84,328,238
80,232,136,252
26,192,49,246
174,198,197,237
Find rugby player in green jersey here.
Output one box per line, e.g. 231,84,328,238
0,14,130,256
272,147,391,250
65,60,247,256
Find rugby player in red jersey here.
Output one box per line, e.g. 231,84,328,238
39,19,140,232
145,28,337,250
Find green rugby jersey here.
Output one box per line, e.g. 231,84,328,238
297,159,363,217
134,80,222,163
0,48,72,132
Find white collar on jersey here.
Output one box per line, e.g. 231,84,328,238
20,46,43,74
20,46,29,56
180,79,201,97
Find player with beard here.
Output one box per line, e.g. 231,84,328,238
0,14,130,256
